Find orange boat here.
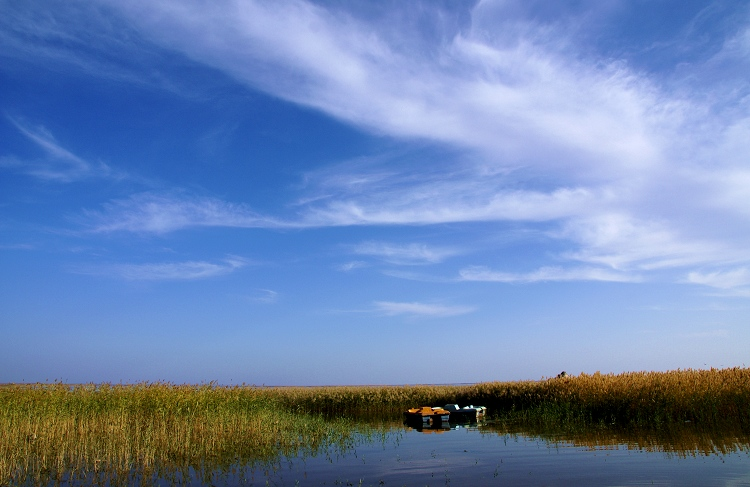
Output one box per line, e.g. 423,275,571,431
403,406,451,424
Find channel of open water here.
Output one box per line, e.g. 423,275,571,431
178,420,750,486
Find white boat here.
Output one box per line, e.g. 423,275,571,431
443,404,487,421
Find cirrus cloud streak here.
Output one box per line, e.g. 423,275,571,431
30,0,750,292
77,256,249,280
374,301,476,318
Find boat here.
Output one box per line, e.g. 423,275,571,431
403,406,451,424
442,404,487,422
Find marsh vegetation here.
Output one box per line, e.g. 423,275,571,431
2,368,748,485
271,367,750,427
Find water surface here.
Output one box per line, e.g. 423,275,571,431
204,421,750,486
13,420,750,486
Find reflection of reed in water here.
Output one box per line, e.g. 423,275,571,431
479,421,750,459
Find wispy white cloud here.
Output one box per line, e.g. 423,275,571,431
301,184,598,227
459,265,639,284
686,268,750,290
27,0,750,292
3,117,121,182
373,301,475,318
557,214,742,272
88,256,249,280
244,288,279,304
103,0,670,181
353,241,459,265
337,261,368,272
95,0,749,276
83,192,288,234
81,183,597,236
0,2,191,92
0,243,35,250
380,269,456,283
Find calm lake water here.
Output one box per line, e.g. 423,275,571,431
190,421,750,486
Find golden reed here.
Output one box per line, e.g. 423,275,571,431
1,367,748,485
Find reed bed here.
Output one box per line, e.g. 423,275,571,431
0,382,369,486
2,367,748,485
268,367,750,427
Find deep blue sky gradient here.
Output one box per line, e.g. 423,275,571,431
1,0,749,384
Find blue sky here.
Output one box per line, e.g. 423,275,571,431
1,0,749,385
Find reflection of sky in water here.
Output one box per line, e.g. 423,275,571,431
232,424,750,486
17,422,750,485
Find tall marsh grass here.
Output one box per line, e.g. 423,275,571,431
270,367,750,427
0,383,368,486
1,367,748,485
